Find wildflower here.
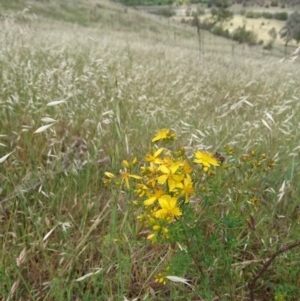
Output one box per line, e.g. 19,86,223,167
240,155,250,162
153,225,161,231
152,225,169,235
103,172,115,185
152,129,175,143
180,174,194,203
200,185,207,192
155,195,182,221
147,232,157,242
183,160,193,174
122,160,130,169
255,161,262,167
155,273,167,285
161,155,175,168
155,267,170,285
122,157,138,169
137,213,147,221
174,147,185,157
145,174,158,188
260,153,266,159
144,188,165,206
249,197,261,208
104,172,115,178
275,294,285,301
157,162,184,191
120,171,141,189
224,145,235,155
135,183,149,197
268,159,275,168
194,150,220,172
140,162,159,176
145,148,164,164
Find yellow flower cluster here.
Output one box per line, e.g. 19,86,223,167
103,129,220,243
154,266,170,285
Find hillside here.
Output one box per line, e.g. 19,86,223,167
117,0,300,8
1,0,297,53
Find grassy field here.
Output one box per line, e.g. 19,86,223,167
1,0,300,300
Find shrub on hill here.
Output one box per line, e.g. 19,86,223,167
246,11,287,20
262,12,274,19
211,25,230,37
152,6,175,17
263,39,274,50
274,12,288,21
246,11,262,18
232,25,257,45
271,0,279,6
239,8,246,15
198,18,216,30
268,27,277,39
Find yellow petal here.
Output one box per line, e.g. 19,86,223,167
129,174,142,179
155,208,168,219
144,197,157,206
104,172,115,178
158,196,170,209
122,160,130,169
154,148,164,157
147,233,156,240
157,174,168,184
158,165,170,174
168,178,183,191
170,162,181,174
172,207,182,217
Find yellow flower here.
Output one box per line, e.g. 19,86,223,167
194,150,220,172
147,233,157,242
145,148,164,164
275,294,285,301
140,162,159,176
103,172,115,185
183,160,193,174
155,195,182,221
122,160,130,169
120,171,142,189
135,183,149,197
143,188,165,206
155,273,167,285
153,225,161,231
122,157,138,169
180,174,194,203
249,197,261,208
152,129,175,143
157,162,184,191
104,172,115,178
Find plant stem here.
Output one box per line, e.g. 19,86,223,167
248,240,300,301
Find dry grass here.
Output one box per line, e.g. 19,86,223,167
173,13,298,48
223,15,295,45
1,1,300,300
